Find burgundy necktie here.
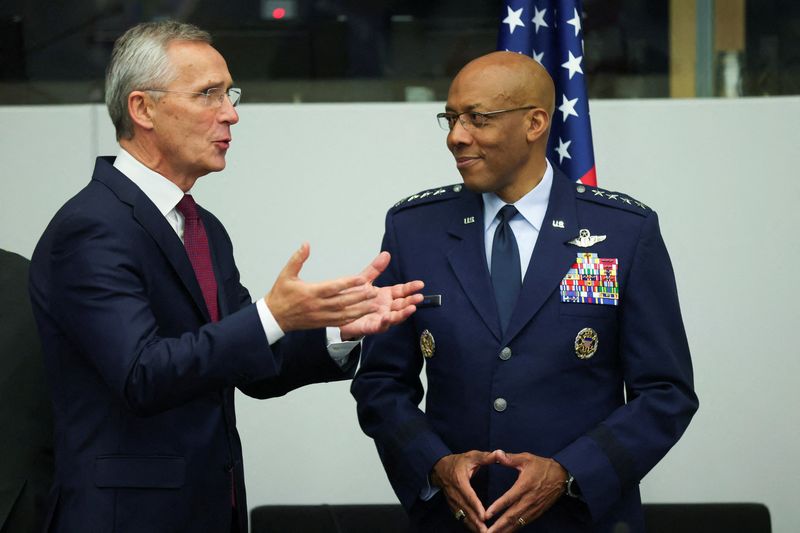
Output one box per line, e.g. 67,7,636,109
175,194,220,322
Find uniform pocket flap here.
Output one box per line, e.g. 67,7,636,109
95,455,185,489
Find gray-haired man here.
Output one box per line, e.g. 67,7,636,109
29,21,422,532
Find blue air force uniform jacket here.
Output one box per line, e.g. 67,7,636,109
351,170,698,532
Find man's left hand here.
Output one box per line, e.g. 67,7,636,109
484,451,567,532
339,251,424,340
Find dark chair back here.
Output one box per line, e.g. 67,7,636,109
250,504,408,533
644,503,771,533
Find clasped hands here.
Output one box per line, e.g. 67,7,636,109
431,450,568,533
265,243,424,338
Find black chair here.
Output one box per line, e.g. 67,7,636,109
643,503,771,533
251,502,771,533
250,504,408,533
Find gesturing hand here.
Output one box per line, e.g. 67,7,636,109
431,451,500,533
265,243,380,332
339,251,424,340
484,451,567,532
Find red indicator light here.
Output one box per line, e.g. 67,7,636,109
272,7,286,19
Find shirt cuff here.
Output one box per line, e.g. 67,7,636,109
256,298,285,345
420,476,440,501
325,327,361,368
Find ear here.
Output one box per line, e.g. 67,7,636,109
526,108,550,143
127,90,156,133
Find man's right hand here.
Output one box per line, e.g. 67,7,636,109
431,451,499,533
265,243,379,332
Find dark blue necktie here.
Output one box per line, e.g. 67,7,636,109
491,205,521,333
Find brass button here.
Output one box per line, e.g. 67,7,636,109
499,347,512,360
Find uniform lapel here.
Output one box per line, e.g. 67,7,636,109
504,171,579,341
445,192,503,342
93,158,211,323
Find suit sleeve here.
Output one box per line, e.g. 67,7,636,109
351,212,452,510
47,213,282,416
206,219,353,400
239,328,356,399
552,211,699,520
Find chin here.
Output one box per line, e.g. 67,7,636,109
461,174,493,193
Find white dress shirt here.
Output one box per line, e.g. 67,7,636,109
113,148,357,366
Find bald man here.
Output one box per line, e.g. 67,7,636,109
352,52,697,533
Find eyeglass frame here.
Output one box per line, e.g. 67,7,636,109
436,105,538,131
143,87,242,108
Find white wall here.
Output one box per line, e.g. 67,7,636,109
1,97,798,532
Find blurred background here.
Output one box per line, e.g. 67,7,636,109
1,0,798,104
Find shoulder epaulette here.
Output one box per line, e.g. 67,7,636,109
574,183,651,216
390,183,464,211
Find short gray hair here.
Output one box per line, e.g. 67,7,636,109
105,21,211,141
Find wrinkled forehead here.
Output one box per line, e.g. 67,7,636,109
166,40,233,87
446,64,522,111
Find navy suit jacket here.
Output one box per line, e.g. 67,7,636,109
29,157,351,532
351,170,698,532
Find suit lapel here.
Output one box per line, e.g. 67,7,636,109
446,192,502,342
93,158,211,323
504,170,579,342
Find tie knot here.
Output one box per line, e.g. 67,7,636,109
176,194,199,220
497,204,518,224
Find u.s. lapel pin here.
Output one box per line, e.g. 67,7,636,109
420,329,435,358
552,220,565,229
464,216,475,224
567,228,607,248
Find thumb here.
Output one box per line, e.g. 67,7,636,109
281,243,310,279
359,251,391,283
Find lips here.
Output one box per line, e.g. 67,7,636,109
455,156,481,169
213,139,231,149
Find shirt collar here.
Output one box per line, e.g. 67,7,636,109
113,148,186,216
482,159,554,231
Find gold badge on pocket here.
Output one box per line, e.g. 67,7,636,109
574,327,598,359
420,329,435,358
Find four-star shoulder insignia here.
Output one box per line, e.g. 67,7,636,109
391,183,464,211
575,183,650,215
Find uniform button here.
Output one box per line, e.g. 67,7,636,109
493,398,507,412
499,347,512,360
576,184,586,193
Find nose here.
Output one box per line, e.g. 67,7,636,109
447,118,472,151
219,96,239,125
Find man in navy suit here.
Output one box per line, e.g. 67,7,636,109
351,52,698,533
29,21,422,532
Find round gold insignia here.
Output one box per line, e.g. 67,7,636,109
420,329,435,358
574,327,599,359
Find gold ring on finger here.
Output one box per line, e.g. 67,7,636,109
518,516,526,527
454,509,466,521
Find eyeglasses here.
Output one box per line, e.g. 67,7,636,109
144,87,242,108
436,106,537,131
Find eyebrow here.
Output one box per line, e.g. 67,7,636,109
199,79,234,90
444,103,484,113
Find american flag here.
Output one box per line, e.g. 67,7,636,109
497,0,597,186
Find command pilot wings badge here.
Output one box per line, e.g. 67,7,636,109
567,229,606,248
